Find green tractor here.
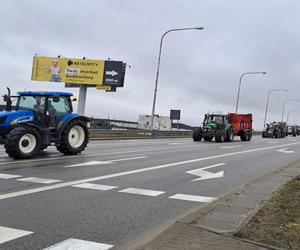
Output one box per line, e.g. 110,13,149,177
193,113,234,142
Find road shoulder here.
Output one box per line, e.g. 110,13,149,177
138,158,300,250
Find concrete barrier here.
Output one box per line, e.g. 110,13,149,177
89,129,192,140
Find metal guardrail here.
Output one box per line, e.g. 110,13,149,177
89,129,192,140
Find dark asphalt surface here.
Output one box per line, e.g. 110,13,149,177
0,136,299,249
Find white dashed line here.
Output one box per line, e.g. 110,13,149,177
43,238,113,250
17,177,62,184
0,226,33,244
119,188,165,197
169,194,216,203
0,173,22,179
72,183,117,191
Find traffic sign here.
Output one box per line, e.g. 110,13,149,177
170,110,181,120
103,61,126,87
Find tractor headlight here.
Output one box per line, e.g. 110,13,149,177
0,116,7,124
87,122,91,128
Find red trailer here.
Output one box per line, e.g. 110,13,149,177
228,113,253,141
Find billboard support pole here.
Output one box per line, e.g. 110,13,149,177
77,85,87,115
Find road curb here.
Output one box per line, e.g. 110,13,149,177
138,158,300,250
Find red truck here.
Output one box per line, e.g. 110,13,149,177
193,112,253,142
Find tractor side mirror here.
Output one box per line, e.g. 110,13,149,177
52,96,60,102
3,95,8,102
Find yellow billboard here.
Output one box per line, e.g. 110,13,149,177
31,56,105,85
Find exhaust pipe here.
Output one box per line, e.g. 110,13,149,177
4,87,12,111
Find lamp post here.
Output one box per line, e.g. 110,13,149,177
287,110,296,123
235,72,267,113
263,89,288,130
150,27,204,130
281,99,300,122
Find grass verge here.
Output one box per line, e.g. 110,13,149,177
237,175,300,249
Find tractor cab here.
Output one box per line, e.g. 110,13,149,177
0,88,89,159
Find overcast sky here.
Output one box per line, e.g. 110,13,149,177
0,0,299,129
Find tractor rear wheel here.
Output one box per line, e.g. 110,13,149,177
56,119,89,155
215,132,225,142
192,128,202,141
4,126,41,159
225,129,234,142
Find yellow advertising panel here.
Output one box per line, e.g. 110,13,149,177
32,56,105,85
96,85,112,91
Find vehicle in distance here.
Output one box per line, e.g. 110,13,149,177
0,88,89,159
262,122,286,138
193,112,252,142
287,125,297,137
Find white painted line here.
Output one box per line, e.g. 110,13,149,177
169,194,216,203
17,177,62,184
64,156,146,168
0,173,22,179
0,145,197,166
0,226,33,244
72,183,117,191
277,148,294,154
1,141,300,201
111,156,146,162
65,161,113,168
186,163,225,181
220,145,242,149
169,142,184,145
43,238,113,250
268,141,278,144
119,188,165,197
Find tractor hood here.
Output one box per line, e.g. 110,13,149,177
0,109,35,126
203,121,218,131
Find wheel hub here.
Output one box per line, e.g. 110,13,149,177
21,139,29,147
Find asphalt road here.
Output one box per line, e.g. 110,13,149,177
0,135,300,250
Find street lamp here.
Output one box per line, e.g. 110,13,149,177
263,89,288,130
235,71,267,113
150,27,204,130
281,99,300,122
287,110,296,123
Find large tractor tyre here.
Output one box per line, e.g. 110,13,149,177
262,131,267,138
203,136,213,142
215,132,225,143
4,126,41,159
56,119,89,155
225,129,234,142
240,132,248,141
192,128,202,141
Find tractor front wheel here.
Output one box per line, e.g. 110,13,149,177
56,120,89,155
5,126,41,159
215,132,225,142
192,128,202,141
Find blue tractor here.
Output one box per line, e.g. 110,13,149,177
0,88,89,159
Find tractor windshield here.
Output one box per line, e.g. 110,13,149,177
204,115,223,125
17,95,46,112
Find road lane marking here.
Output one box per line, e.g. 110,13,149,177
186,163,225,181
72,183,117,191
0,173,22,179
277,148,294,154
0,226,33,244
169,142,184,145
43,238,113,250
220,145,242,149
64,156,146,168
0,145,206,166
119,188,165,197
17,177,62,184
169,194,216,203
1,141,300,201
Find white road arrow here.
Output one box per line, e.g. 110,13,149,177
277,148,294,154
186,163,225,182
64,156,146,168
106,70,118,76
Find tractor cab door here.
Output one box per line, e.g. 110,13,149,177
46,96,72,128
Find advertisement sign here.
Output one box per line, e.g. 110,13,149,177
31,56,105,85
170,109,181,120
103,61,126,87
